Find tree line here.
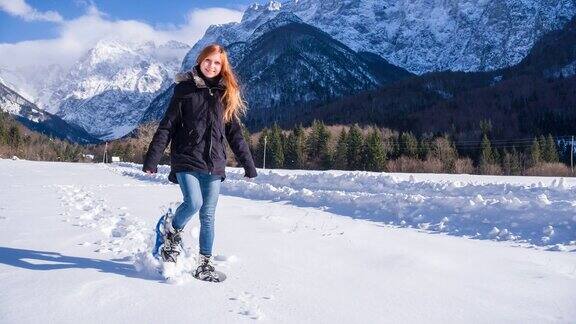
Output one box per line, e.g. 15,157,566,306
2,111,573,177
0,111,89,162
244,120,574,177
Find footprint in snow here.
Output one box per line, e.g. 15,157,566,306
229,291,268,320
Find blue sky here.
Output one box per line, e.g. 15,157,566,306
0,0,256,43
0,0,262,69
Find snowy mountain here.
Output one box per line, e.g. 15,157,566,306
4,0,575,143
1,159,575,322
0,40,190,141
0,67,36,103
233,12,412,127
298,16,576,139
143,13,411,129
180,1,284,72
50,40,190,141
185,0,576,74
510,15,576,78
0,79,99,143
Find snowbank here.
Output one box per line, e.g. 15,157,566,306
107,163,576,250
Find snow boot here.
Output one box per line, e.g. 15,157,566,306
160,224,183,263
152,209,183,263
194,254,222,282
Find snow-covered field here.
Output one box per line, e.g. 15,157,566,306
0,159,575,323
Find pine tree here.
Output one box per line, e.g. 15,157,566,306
363,127,386,172
294,125,306,167
267,123,284,169
510,146,522,175
7,125,21,149
306,120,331,169
386,135,400,159
305,121,316,164
479,134,494,167
530,137,542,167
418,135,432,159
123,143,134,162
318,125,332,170
333,128,348,170
543,134,559,163
305,120,319,160
346,124,364,170
538,135,547,160
493,148,501,166
502,148,520,175
284,132,299,169
0,112,6,145
400,132,418,158
284,125,306,169
256,128,269,168
479,119,493,136
63,144,75,161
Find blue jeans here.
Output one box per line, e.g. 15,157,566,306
172,171,221,256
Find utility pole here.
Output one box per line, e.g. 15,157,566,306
103,142,108,163
571,135,574,174
262,135,267,170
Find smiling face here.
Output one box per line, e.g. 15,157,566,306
199,52,223,78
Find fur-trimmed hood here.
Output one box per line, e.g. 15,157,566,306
174,65,225,89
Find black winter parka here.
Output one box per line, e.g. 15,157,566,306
142,66,257,183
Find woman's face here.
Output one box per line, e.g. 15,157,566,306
200,52,223,78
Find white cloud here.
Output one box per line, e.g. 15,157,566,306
0,4,243,70
169,7,244,43
0,0,63,22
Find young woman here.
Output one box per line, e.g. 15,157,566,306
142,44,257,282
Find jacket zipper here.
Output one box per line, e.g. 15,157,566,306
178,101,184,129
207,88,215,173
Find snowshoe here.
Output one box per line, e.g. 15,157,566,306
152,209,183,263
194,254,226,282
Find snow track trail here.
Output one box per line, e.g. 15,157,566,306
1,159,575,323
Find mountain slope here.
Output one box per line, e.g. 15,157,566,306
143,13,412,129
187,0,576,74
508,15,576,78
0,40,190,141
52,40,189,141
231,13,411,128
0,80,99,144
297,17,576,139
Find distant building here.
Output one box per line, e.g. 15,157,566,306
111,156,121,163
83,154,94,161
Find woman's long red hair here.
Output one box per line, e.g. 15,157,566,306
196,44,247,123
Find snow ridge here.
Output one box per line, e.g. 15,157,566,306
107,163,576,251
